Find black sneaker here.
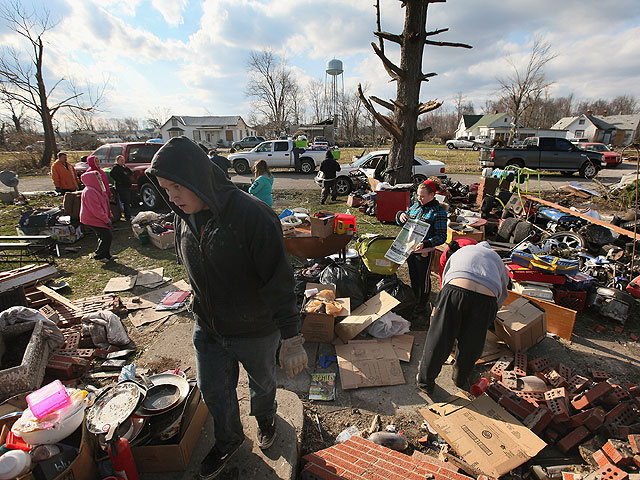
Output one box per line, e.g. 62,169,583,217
257,417,277,450
199,439,243,480
416,373,435,394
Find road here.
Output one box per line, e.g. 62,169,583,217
6,161,637,194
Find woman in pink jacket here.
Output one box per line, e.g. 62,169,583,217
80,170,114,261
86,155,111,198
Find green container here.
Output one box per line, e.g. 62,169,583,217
332,150,341,160
138,230,150,245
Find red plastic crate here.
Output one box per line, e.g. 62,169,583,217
506,263,566,284
376,190,411,222
553,289,587,312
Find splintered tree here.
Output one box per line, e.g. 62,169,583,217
358,0,471,184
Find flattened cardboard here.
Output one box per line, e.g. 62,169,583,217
103,275,137,293
378,334,414,362
495,296,546,352
301,283,350,343
335,339,405,389
334,291,400,342
419,394,546,478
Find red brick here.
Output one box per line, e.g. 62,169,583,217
547,370,568,389
604,385,631,404
567,375,590,395
514,352,527,376
499,395,530,420
323,452,367,475
45,360,74,378
561,473,581,480
602,439,635,466
606,402,638,426
545,388,570,421
615,424,640,437
571,382,614,410
584,407,606,431
490,357,512,380
324,449,359,466
557,426,591,453
593,324,607,333
631,333,639,342
528,357,551,373
556,363,571,381
524,407,553,435
545,427,561,443
629,385,640,398
336,442,371,459
373,460,413,480
486,382,513,402
592,370,611,382
501,370,518,389
596,463,628,480
615,326,624,333
592,449,614,468
301,462,345,480
629,434,640,454
579,437,606,466
514,390,545,403
634,455,640,468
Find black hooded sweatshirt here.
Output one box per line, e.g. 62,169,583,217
146,136,299,339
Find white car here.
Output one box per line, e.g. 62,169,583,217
315,150,446,195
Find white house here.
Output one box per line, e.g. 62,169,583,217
456,112,567,141
551,113,640,146
160,115,257,148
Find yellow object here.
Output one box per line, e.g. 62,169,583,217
446,224,484,243
335,220,347,235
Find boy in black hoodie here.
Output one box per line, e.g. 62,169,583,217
146,136,307,480
110,155,133,221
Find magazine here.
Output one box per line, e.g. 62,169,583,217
309,372,336,401
384,217,430,264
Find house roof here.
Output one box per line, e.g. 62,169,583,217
461,114,482,129
469,113,512,129
601,114,640,131
163,115,244,129
551,116,578,130
584,114,615,130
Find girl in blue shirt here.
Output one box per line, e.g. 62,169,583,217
249,160,274,207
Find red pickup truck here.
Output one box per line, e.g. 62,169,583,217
74,141,164,209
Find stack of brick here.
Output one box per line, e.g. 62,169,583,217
485,356,640,478
301,436,476,480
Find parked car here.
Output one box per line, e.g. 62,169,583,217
577,142,622,167
315,150,446,196
230,136,266,151
446,136,477,150
478,137,603,178
73,141,164,209
227,139,332,174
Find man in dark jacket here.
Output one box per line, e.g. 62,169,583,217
110,155,133,221
319,150,341,204
208,149,232,179
146,136,307,480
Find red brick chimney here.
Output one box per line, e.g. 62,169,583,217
587,110,593,115
602,110,607,116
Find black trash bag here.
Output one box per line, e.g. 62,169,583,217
319,261,365,309
375,274,417,320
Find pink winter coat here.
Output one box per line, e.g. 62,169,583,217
80,171,111,228
86,155,111,198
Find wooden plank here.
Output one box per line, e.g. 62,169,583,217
35,284,80,312
523,194,638,239
504,290,576,340
0,264,58,293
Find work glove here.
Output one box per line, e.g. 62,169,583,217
279,334,308,378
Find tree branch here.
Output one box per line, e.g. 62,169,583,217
370,42,403,80
374,31,402,45
421,72,438,82
370,95,395,112
424,40,473,49
417,126,432,141
418,100,443,115
357,83,402,141
425,28,448,37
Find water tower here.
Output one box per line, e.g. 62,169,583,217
325,58,344,119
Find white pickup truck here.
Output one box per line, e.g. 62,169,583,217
227,140,331,174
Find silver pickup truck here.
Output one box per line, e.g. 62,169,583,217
478,137,603,178
227,139,331,174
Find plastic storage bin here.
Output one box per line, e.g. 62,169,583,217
376,190,410,223
26,379,71,419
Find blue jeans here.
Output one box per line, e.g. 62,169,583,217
192,323,280,453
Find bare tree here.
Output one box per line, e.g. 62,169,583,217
357,1,471,184
64,76,107,131
0,1,104,166
338,90,367,143
306,78,327,124
497,37,556,144
0,89,25,132
245,50,298,134
453,92,474,123
146,107,171,131
288,83,305,126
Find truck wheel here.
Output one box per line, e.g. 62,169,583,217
233,159,250,174
447,144,454,150
579,161,597,179
140,183,160,210
472,145,479,151
335,177,352,195
505,159,524,169
300,158,315,174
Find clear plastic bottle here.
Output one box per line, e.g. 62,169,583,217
335,426,360,444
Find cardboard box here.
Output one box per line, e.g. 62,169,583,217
446,223,484,243
504,290,576,340
419,393,546,478
335,339,405,390
47,224,84,244
346,195,361,207
334,291,399,342
310,214,335,238
132,387,208,472
301,283,350,343
147,226,175,249
495,296,546,352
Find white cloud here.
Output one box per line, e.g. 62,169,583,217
151,0,189,27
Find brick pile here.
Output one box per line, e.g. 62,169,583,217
301,436,477,480
486,355,640,479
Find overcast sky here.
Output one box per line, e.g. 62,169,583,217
3,0,640,125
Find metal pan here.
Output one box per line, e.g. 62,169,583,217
86,381,146,441
134,373,190,417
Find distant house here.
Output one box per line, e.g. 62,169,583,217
160,115,257,148
551,113,640,146
456,112,567,142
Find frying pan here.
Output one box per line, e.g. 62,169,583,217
86,381,146,441
134,373,190,417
